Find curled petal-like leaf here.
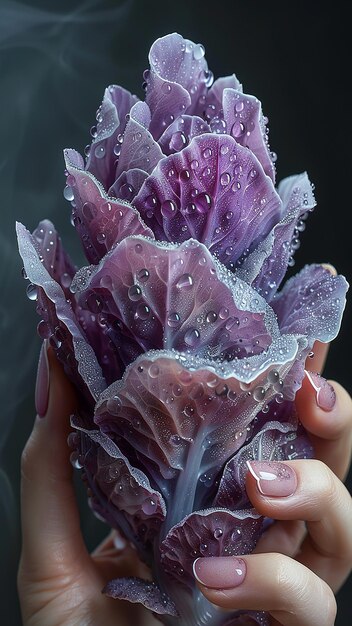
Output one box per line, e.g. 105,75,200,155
272,264,348,340
160,508,263,589
86,84,138,190
214,411,313,511
114,101,164,179
16,222,106,403
133,134,281,269
236,172,316,298
109,168,148,202
146,33,209,139
197,74,243,120
158,114,211,156
71,237,303,380
222,88,275,182
64,149,153,264
72,420,166,544
103,577,178,616
94,351,302,526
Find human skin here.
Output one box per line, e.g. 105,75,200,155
17,341,352,626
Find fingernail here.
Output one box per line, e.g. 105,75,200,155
193,556,246,589
246,460,297,497
305,370,336,412
35,340,50,417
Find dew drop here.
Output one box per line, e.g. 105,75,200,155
190,159,199,170
172,384,183,397
26,283,38,301
184,328,200,346
193,43,205,60
214,528,223,539
220,172,231,186
169,434,182,446
235,100,244,112
119,183,134,200
219,307,229,320
94,144,106,159
161,199,177,218
185,202,196,215
169,131,187,151
137,268,150,283
176,273,193,290
162,82,172,94
128,284,142,301
145,194,158,209
206,311,217,323
231,120,245,138
180,168,190,181
202,147,213,159
135,243,143,254
82,202,97,222
204,69,214,87
149,364,159,378
220,144,229,155
63,185,74,201
253,386,266,402
231,529,242,542
276,392,284,404
267,369,279,384
167,312,181,327
142,498,157,515
135,303,150,320
196,192,212,213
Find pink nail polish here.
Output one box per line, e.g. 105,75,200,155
247,460,297,497
305,370,336,412
35,340,50,417
193,556,246,589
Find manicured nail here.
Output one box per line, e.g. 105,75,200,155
35,340,50,417
247,460,297,497
193,556,246,589
305,370,336,412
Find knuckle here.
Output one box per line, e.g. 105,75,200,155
271,553,337,626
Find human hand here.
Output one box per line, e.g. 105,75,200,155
17,342,158,626
18,342,352,626
193,343,352,625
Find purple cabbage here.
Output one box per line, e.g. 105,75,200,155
16,33,348,626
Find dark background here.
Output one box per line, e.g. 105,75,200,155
0,0,351,624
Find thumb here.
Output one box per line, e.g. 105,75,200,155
19,341,90,579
